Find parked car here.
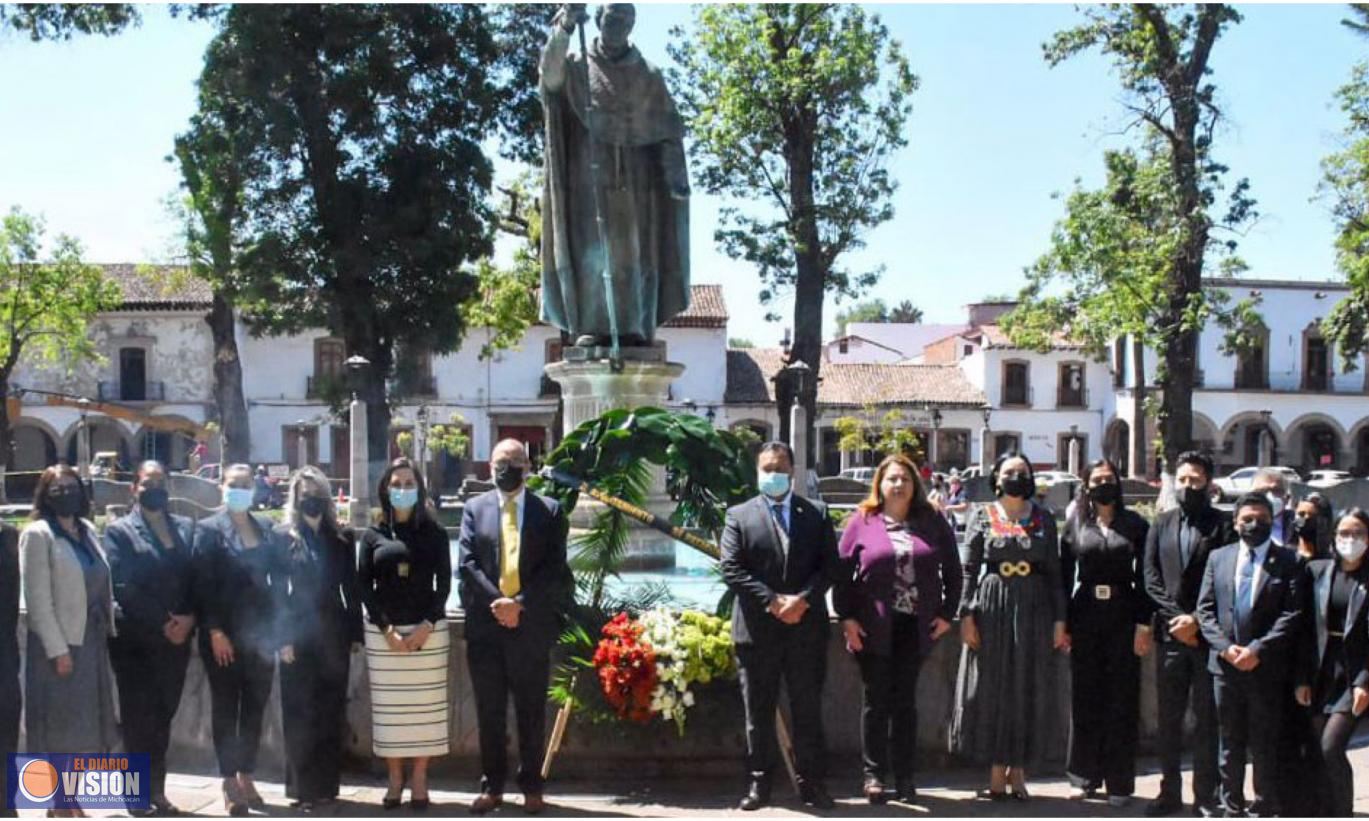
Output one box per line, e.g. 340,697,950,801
1035,470,1083,491
838,466,876,483
194,463,222,482
1211,466,1302,502
1307,469,1354,489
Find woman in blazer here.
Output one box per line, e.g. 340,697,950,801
835,454,962,804
104,460,197,817
21,464,118,816
193,463,289,816
1303,508,1369,817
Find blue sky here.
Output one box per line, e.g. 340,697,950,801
0,4,1362,348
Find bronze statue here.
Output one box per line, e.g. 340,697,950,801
539,3,691,352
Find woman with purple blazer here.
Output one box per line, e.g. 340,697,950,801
834,454,962,805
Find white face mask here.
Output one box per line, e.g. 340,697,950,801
1336,536,1369,563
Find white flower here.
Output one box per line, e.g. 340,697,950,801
683,691,695,707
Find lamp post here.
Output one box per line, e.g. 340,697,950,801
1068,423,1081,476
415,405,430,473
1258,409,1274,466
784,360,813,492
927,404,942,471
345,355,371,527
77,397,92,482
979,405,992,474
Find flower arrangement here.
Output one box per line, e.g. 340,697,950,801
591,607,737,735
591,612,658,723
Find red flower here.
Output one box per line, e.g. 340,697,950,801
591,612,658,723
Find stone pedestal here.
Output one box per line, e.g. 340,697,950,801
545,348,685,569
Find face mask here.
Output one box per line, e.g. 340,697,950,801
298,495,329,519
389,487,419,511
758,470,791,499
138,487,169,512
999,473,1034,499
1088,482,1121,506
48,488,82,518
1336,536,1369,563
224,487,253,513
494,464,525,494
1237,520,1272,548
1266,493,1285,517
1292,514,1318,543
1179,486,1209,516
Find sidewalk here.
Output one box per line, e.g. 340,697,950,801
19,747,1369,817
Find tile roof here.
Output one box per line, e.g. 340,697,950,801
976,324,1082,351
99,264,212,309
663,284,728,328
726,348,987,408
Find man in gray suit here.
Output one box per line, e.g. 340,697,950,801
721,442,838,811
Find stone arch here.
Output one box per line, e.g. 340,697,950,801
1284,413,1350,473
1219,411,1284,468
63,418,134,474
132,416,201,472
1104,417,1130,475
10,418,60,500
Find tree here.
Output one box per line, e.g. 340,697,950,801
0,209,121,497
727,337,755,349
1318,10,1369,368
171,115,254,464
0,4,138,41
460,176,543,360
183,5,546,481
1037,4,1252,472
834,298,924,332
833,406,922,465
888,300,923,323
1002,143,1258,476
670,5,917,467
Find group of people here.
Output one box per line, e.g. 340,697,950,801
3,438,1366,817
2,438,570,817
721,445,1369,817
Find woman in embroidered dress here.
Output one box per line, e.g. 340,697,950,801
950,452,1068,801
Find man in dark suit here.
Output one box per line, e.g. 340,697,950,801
458,439,570,815
1250,468,1295,546
1143,451,1231,818
720,441,838,811
0,523,18,818
1196,493,1306,818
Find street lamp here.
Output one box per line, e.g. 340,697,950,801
782,359,813,492
1259,408,1274,465
77,397,92,482
926,403,942,470
979,405,992,474
415,405,430,469
1068,423,1080,476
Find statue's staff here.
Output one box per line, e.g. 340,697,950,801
574,9,624,372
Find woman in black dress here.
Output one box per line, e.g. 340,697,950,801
950,452,1068,801
193,463,289,816
277,466,362,813
1059,459,1151,807
358,458,452,811
105,460,197,817
1303,508,1369,817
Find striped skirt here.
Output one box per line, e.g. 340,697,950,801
364,620,451,758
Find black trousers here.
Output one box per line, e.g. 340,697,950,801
466,634,552,795
736,630,827,787
1275,694,1325,817
1155,639,1219,808
110,637,190,798
1315,711,1365,818
1067,600,1139,797
1213,671,1281,816
200,634,275,777
855,613,920,786
280,636,350,801
0,648,19,818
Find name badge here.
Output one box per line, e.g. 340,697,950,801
397,562,411,579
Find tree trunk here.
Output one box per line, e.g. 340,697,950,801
1130,337,1148,479
206,292,251,465
784,124,824,475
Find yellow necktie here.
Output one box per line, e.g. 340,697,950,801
499,499,521,597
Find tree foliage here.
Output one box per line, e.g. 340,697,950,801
1319,56,1369,369
833,406,923,463
0,209,121,480
1026,4,1252,470
461,175,543,359
834,298,923,332
182,5,545,474
0,4,138,41
669,4,917,458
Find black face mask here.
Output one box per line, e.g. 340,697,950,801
1179,486,1210,516
999,473,1034,499
299,496,329,519
138,487,169,512
49,489,82,518
494,464,525,493
1292,514,1318,542
1238,520,1273,548
1088,482,1121,506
